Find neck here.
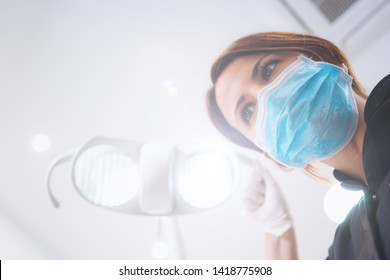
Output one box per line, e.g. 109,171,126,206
322,95,367,186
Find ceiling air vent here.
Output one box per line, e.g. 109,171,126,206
280,0,390,57
310,0,359,23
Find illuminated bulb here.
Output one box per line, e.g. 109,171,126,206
73,145,141,207
167,86,178,97
324,184,363,224
152,241,170,259
178,150,238,208
32,134,51,152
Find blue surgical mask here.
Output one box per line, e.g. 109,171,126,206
255,55,358,168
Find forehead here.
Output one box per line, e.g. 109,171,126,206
215,54,258,91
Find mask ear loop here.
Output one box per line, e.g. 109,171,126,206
46,148,77,208
341,63,349,74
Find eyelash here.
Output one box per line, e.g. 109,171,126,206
261,59,280,81
241,102,256,124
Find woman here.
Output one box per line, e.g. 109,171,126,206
206,32,390,259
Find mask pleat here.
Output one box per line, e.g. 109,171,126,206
255,56,358,168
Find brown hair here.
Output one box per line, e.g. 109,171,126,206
206,32,366,181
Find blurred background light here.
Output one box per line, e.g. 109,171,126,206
323,184,363,224
167,86,178,97
32,134,51,152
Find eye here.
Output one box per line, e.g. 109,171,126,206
261,60,279,81
241,102,256,124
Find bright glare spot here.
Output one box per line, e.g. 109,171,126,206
32,134,51,152
324,184,363,224
100,166,140,206
152,241,170,259
167,86,178,97
177,149,238,208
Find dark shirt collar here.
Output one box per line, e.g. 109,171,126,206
333,169,366,191
335,74,390,191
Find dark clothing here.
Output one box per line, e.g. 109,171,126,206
327,74,390,259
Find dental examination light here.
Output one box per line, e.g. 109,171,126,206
46,136,239,258
47,136,239,215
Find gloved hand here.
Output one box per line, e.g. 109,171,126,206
244,161,293,236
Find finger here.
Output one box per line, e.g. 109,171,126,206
245,186,266,200
253,161,274,180
247,178,266,191
244,197,263,211
253,160,271,174
244,193,265,208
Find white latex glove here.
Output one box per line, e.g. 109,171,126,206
244,161,293,236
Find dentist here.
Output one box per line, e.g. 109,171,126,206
206,32,390,259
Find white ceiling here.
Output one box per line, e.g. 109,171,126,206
0,0,389,260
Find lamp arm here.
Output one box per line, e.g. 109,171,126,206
46,148,77,208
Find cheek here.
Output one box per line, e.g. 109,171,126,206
241,127,256,144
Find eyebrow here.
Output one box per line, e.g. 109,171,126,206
251,58,263,81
